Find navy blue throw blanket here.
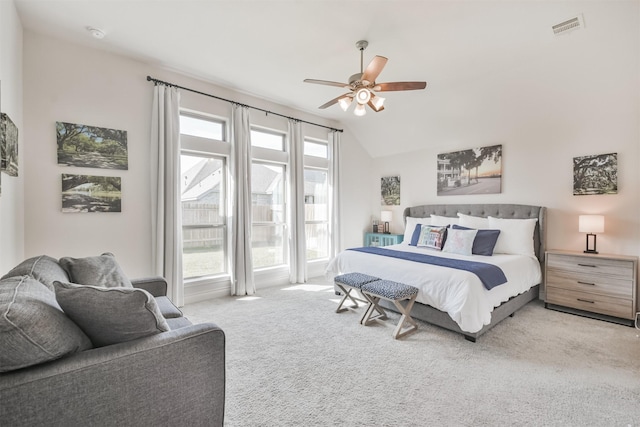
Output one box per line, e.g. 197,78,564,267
348,247,507,290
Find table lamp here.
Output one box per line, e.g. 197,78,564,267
381,211,392,234
579,215,604,254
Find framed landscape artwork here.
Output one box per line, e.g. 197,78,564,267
381,176,400,205
1,112,19,177
437,145,502,196
573,152,617,195
57,122,128,170
62,174,122,213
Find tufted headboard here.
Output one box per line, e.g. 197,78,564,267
403,203,546,264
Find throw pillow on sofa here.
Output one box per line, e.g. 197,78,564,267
59,252,132,288
0,276,92,373
53,281,170,347
1,255,69,292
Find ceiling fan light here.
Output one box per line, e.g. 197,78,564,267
354,103,366,116
355,88,371,105
370,94,385,110
338,97,352,112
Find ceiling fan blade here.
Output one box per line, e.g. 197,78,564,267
375,81,427,91
361,55,388,83
367,100,385,113
318,93,352,109
304,79,350,89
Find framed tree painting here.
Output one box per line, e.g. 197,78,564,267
57,122,128,170
573,152,617,195
1,112,18,177
62,174,122,213
381,176,400,205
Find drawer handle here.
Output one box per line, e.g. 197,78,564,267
577,281,595,286
577,298,595,304
577,263,597,268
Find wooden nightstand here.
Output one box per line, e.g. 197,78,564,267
545,249,638,326
364,233,403,247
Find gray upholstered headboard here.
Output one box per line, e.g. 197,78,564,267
403,203,546,263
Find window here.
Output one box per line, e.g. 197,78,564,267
251,128,285,151
180,113,228,280
304,169,329,260
251,162,286,268
304,139,330,261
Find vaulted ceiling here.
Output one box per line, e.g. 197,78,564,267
14,1,637,157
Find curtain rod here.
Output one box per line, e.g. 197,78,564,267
146,76,343,133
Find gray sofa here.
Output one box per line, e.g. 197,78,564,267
0,255,225,426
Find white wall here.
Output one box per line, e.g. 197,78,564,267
22,31,369,280
371,7,640,260
0,0,25,273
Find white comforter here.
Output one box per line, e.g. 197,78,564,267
325,244,542,333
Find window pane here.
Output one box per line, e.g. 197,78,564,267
181,154,226,278
180,115,224,140
306,223,329,260
304,169,328,222
251,162,285,268
304,140,328,158
251,129,284,151
252,225,285,268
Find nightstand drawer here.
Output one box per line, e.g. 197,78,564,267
546,269,633,299
546,287,633,319
546,254,634,280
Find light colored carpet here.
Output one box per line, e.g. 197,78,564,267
183,278,640,426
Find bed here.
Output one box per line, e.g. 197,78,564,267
326,203,546,341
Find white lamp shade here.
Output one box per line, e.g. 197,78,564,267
338,97,352,112
579,215,604,233
354,103,366,116
380,211,393,222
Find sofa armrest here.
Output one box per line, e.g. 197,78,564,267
131,276,168,297
0,323,225,427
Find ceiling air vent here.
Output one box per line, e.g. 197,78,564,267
552,14,585,35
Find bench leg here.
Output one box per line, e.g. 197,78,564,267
360,295,388,325
391,295,418,339
335,284,370,313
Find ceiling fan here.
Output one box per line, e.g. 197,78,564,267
303,40,427,116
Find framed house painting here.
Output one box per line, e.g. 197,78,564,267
57,122,128,170
437,144,502,196
573,153,617,195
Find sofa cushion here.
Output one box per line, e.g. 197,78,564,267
59,252,132,288
53,281,170,347
155,296,183,319
0,276,92,373
1,255,69,292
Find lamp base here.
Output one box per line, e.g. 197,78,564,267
583,250,599,255
584,233,598,254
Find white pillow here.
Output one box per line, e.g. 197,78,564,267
457,213,490,229
429,214,459,226
442,228,478,256
488,216,538,257
402,217,432,245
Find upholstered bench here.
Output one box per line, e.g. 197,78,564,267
333,272,380,317
361,280,419,339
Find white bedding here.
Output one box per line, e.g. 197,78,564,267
325,244,542,333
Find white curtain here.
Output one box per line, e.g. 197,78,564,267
329,131,342,258
150,85,183,306
288,120,307,283
230,104,255,295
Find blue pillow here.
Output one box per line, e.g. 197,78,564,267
452,225,501,256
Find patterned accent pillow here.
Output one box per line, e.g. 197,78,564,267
416,225,447,250
442,228,478,256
